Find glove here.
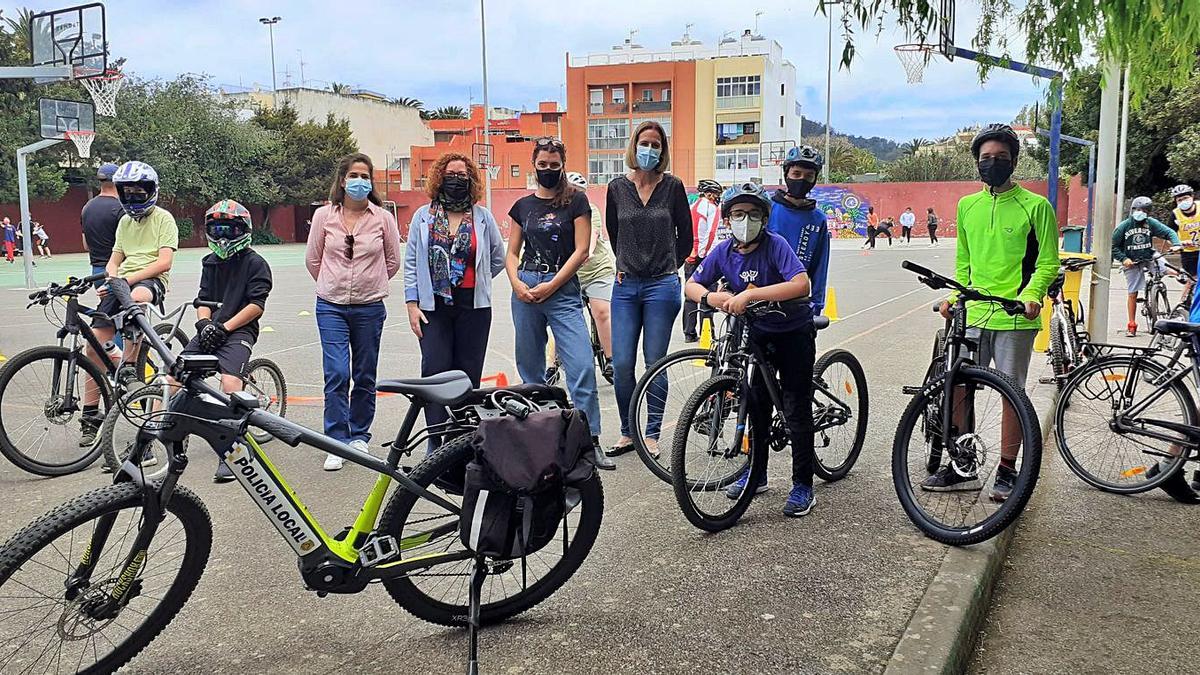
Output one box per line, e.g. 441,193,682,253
197,322,229,353
195,318,214,335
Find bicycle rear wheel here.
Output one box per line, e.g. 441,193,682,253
892,365,1042,546
0,482,212,673
812,349,868,482
1055,354,1194,493
379,435,603,627
630,348,714,483
671,375,764,532
136,323,189,383
243,358,288,445
0,345,110,476
99,384,178,480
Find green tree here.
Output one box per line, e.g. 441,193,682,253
251,103,358,204
329,82,352,95
428,105,467,120
901,138,931,155
884,143,1046,182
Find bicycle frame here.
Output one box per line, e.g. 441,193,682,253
1105,336,1200,450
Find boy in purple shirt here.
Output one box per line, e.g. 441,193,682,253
685,182,818,517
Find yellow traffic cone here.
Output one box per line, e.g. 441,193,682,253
0,352,6,363
825,288,840,322
693,317,713,366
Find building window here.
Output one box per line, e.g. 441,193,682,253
780,83,785,96
716,122,759,145
588,155,625,185
780,115,784,128
642,89,653,102
589,88,603,114
511,165,520,177
588,118,630,150
612,88,625,104
663,88,671,101
715,148,760,171
716,75,761,98
632,117,671,139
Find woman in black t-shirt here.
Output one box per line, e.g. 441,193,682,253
506,137,613,469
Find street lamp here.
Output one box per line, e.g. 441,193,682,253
824,0,843,183
479,0,492,209
259,16,281,107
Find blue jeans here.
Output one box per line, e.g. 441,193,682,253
315,298,386,443
92,264,122,348
612,273,682,438
511,271,601,436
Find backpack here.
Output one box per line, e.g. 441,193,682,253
459,408,595,559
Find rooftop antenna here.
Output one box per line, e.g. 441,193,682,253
754,10,764,36
297,49,306,86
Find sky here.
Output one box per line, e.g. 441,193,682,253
17,0,1053,142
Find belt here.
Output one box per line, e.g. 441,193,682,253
520,262,561,274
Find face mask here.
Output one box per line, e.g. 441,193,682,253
1180,198,1195,212
977,157,1014,188
785,177,815,199
536,168,562,189
440,175,472,203
729,214,764,244
1132,210,1148,222
636,145,661,171
345,177,372,201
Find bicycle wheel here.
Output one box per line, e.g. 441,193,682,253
1148,284,1169,325
379,435,603,627
136,323,189,383
921,330,948,474
812,349,868,482
243,358,288,445
892,365,1042,546
0,345,111,476
1048,312,1071,392
671,375,764,532
99,384,179,480
1055,354,1194,493
0,482,212,673
630,348,714,483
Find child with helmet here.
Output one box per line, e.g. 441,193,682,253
684,182,819,518
1112,195,1181,337
768,145,831,317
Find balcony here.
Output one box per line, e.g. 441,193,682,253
632,100,671,113
716,133,761,146
589,102,629,115
716,95,761,110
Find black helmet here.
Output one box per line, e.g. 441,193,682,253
697,179,722,195
783,144,824,173
970,123,1021,162
720,182,772,221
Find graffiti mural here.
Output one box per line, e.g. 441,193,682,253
686,185,874,239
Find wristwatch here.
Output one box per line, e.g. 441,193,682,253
701,291,711,308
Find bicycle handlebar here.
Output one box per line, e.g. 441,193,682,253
26,272,107,307
902,260,1026,317
192,299,223,310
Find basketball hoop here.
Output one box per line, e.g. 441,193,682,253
894,44,935,84
64,130,95,158
79,69,123,117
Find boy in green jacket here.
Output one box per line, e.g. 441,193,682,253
927,124,1060,502
1112,196,1181,336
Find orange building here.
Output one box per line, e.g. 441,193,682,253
409,102,565,191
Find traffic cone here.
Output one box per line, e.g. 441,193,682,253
825,288,840,322
693,317,712,366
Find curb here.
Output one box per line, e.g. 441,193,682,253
884,381,1057,674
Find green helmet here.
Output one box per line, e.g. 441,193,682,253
204,199,253,259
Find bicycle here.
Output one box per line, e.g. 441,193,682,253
544,287,613,386
0,273,185,476
0,278,604,674
892,261,1043,546
1040,256,1096,391
631,310,868,487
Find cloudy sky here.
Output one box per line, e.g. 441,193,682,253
21,0,1053,141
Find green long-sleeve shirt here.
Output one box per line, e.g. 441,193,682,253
954,184,1061,331
1111,216,1179,262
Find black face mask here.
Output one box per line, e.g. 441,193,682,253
536,168,562,189
978,157,1015,188
440,175,472,203
785,177,815,199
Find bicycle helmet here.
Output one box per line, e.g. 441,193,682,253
1170,184,1194,198
720,182,772,221
1130,196,1154,211
783,145,824,173
970,123,1021,162
113,161,160,219
204,199,253,259
697,179,723,195
566,171,588,189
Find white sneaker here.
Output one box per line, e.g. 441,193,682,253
349,439,370,455
323,454,344,471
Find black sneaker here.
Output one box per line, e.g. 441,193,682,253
79,414,102,448
213,460,236,483
1147,461,1200,504
919,465,982,492
684,333,699,344
990,465,1017,503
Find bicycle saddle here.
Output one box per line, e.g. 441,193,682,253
377,370,473,406
1152,319,1200,336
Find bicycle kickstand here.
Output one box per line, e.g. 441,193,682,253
467,555,487,675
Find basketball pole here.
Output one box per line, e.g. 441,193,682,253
1088,57,1123,339
16,139,62,289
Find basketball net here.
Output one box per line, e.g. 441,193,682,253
79,70,123,117
64,130,95,158
894,44,934,84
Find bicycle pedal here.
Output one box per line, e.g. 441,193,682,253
1038,376,1059,385
902,386,923,395
358,534,399,567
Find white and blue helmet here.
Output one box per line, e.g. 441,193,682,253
113,161,160,219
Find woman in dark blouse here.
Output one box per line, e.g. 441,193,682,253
604,121,692,458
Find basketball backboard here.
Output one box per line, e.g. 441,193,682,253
760,140,796,167
472,142,494,168
30,3,107,82
938,0,956,61
39,98,95,140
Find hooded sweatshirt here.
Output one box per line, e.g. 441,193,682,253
768,190,830,315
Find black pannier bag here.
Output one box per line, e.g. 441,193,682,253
460,408,595,559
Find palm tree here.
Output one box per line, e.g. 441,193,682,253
394,96,424,109
429,105,468,120
902,137,932,155
329,82,352,95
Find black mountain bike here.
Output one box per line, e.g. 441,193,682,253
1041,256,1095,391
0,279,603,674
893,261,1042,546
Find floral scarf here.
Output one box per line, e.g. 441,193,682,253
428,201,474,304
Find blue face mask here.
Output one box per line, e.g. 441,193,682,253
345,177,372,201
636,145,661,171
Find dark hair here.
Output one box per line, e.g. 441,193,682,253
425,152,485,205
329,152,383,206
531,138,576,209
928,207,935,214
868,206,874,214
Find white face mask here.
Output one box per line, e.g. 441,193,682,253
1132,210,1148,222
729,213,764,244
1180,198,1195,212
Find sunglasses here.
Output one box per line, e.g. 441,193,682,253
535,136,565,150
345,234,355,260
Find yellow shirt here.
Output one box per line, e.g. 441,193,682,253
113,207,179,286
1174,207,1200,252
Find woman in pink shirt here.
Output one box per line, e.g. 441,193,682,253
305,152,402,471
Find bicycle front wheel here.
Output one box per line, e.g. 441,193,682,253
892,365,1042,546
1056,354,1194,493
630,348,715,483
812,349,868,482
244,358,288,445
379,435,603,627
0,345,110,476
0,482,212,673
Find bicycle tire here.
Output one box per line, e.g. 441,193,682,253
892,365,1042,546
99,384,179,479
630,348,712,484
244,358,288,445
1151,284,1170,325
0,345,111,476
1055,354,1194,493
0,482,212,672
136,323,190,383
671,375,765,532
1048,313,1070,391
921,329,948,474
811,349,869,482
379,435,603,627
